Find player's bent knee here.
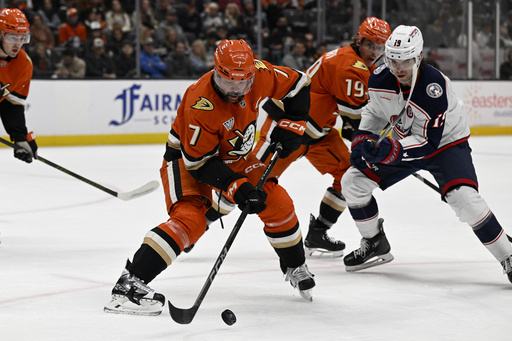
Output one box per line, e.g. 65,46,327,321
341,168,376,206
168,196,209,248
445,185,490,226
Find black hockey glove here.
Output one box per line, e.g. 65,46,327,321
340,115,361,141
270,118,306,158
229,179,267,214
13,132,38,163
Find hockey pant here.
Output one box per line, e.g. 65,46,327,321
128,157,306,283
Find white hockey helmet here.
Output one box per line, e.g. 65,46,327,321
385,25,423,67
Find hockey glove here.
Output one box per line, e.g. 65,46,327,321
270,118,306,158
226,179,267,214
340,115,360,141
14,131,38,163
350,131,374,171
360,136,403,165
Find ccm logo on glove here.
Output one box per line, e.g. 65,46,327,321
277,119,306,135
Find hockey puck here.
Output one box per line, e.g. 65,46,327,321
221,309,236,326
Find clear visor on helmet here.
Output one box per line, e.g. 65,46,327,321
386,57,417,72
3,32,30,44
214,71,254,97
361,39,385,53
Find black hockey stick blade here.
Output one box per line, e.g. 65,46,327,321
168,300,199,325
0,136,159,200
168,143,283,324
411,172,512,243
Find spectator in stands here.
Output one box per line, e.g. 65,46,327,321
52,47,86,79
105,0,132,33
86,21,106,46
153,0,172,22
165,41,193,79
85,38,116,78
223,3,242,31
426,49,441,71
105,24,126,58
58,8,87,48
189,38,214,77
476,23,493,49
281,40,309,71
500,50,512,80
179,0,203,41
499,25,512,49
29,13,55,51
313,42,327,60
202,2,224,31
133,0,158,31
160,27,180,58
37,0,61,34
115,41,136,78
156,8,187,46
29,42,55,79
140,37,167,78
203,29,218,64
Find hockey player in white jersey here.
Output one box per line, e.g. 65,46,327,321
341,25,512,283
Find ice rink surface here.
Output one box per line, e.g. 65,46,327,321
1,136,511,341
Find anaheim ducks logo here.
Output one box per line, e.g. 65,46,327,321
254,60,269,72
191,97,214,111
226,123,256,162
0,82,11,98
352,60,369,71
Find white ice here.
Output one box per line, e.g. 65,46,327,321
1,136,511,341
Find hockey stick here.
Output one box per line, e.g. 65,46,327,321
0,136,159,201
411,172,512,243
168,142,283,324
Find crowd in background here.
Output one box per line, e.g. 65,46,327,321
3,0,512,79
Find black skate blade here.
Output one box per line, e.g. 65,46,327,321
168,300,199,324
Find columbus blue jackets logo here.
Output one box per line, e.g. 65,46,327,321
373,64,386,75
427,83,443,98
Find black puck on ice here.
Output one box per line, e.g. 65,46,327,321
221,309,236,326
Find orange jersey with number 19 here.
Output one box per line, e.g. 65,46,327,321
305,46,376,138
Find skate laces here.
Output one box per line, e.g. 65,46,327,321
501,257,512,274
354,238,370,258
323,233,342,245
286,264,313,284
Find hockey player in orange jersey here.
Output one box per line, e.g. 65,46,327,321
105,39,315,316
209,17,391,257
0,8,38,163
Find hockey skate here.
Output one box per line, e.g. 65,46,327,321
104,261,165,316
284,263,315,301
304,214,345,258
501,255,512,284
344,219,394,272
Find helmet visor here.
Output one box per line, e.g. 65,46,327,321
214,71,254,97
386,57,416,72
3,32,30,44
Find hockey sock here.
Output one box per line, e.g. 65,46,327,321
473,213,512,262
348,195,380,238
318,187,347,229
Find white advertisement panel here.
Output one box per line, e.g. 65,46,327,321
1,79,511,139
23,79,195,136
452,81,512,127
